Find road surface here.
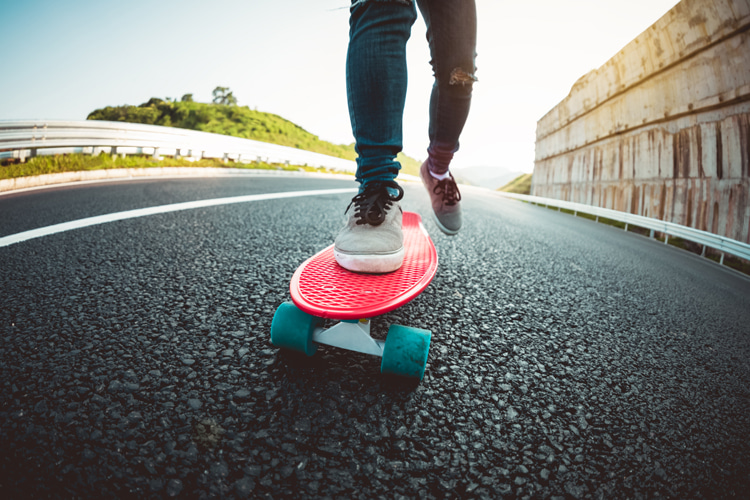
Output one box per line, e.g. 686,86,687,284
1,174,748,498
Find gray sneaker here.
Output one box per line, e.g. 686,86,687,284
419,160,462,234
334,181,405,273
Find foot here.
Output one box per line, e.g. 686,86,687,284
334,180,405,273
419,160,462,234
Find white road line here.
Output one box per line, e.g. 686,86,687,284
0,188,357,248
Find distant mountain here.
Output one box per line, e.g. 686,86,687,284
452,166,529,190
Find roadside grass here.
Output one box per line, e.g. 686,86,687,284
532,203,750,276
0,153,351,180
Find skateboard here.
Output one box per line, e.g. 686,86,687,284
270,212,438,380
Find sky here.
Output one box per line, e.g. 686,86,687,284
0,0,680,175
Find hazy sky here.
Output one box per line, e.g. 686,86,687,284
0,0,680,174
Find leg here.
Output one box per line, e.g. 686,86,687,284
417,0,477,175
334,0,417,273
416,0,476,235
347,0,418,187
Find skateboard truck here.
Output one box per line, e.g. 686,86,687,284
312,319,384,357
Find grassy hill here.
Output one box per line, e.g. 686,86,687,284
87,98,421,176
497,173,532,195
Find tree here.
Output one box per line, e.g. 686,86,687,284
212,86,238,106
181,93,194,102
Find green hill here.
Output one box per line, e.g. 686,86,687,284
87,97,422,175
497,173,532,195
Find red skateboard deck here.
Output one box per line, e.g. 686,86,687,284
290,212,438,320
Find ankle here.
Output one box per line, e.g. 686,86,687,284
426,146,455,176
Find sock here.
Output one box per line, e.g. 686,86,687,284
429,169,451,181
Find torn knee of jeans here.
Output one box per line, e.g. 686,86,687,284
449,67,478,87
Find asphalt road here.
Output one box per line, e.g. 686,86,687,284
1,174,749,499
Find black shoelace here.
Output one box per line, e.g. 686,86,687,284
346,180,404,226
434,176,461,206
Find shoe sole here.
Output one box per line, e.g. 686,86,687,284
334,247,405,273
432,213,460,235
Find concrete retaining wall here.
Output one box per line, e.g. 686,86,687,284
532,0,750,243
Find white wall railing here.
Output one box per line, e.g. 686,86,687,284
0,120,357,172
497,192,750,266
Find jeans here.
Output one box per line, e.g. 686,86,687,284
347,0,477,187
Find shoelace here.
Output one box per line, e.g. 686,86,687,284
434,176,461,206
346,180,404,226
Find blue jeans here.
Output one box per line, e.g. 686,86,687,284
347,0,477,187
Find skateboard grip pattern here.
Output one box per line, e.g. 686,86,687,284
291,212,438,319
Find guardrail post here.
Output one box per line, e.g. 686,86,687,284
649,229,655,239
665,235,669,245
701,245,706,257
720,253,725,265
624,223,629,232
152,148,161,160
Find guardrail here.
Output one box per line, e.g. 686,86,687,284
496,191,750,266
0,120,357,172
3,120,746,266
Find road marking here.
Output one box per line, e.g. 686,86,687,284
0,188,357,248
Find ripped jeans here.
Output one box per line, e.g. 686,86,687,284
347,0,477,187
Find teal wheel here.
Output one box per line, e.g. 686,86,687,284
270,302,322,356
380,325,431,380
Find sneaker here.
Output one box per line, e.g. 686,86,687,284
334,180,405,273
419,160,462,234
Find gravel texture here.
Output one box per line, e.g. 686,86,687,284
1,176,749,498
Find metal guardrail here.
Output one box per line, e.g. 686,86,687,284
497,191,750,266
0,120,357,172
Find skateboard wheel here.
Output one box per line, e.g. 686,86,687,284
380,325,431,380
270,302,322,356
